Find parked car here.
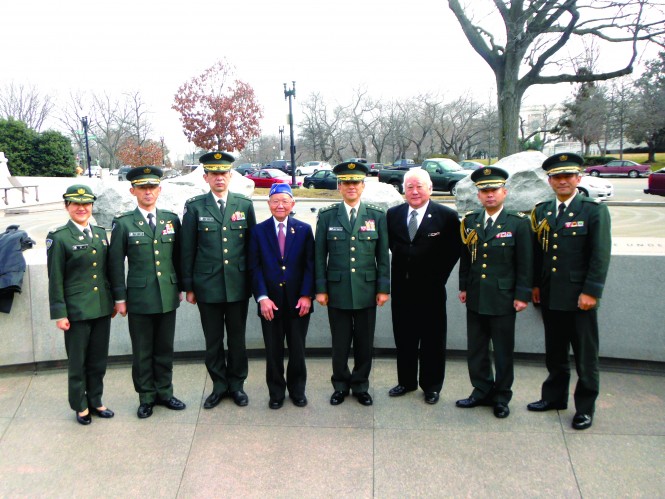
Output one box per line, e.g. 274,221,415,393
393,158,416,167
459,160,484,170
296,161,331,176
644,168,665,196
584,159,651,178
578,175,614,200
345,157,368,164
118,166,132,181
247,168,300,189
303,170,338,190
233,163,258,176
264,160,292,174
367,163,384,176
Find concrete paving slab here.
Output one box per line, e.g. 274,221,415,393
0,372,31,418
180,424,373,497
375,428,579,497
197,358,375,429
0,418,9,439
567,434,665,497
0,419,194,497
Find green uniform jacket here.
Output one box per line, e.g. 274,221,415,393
46,220,114,321
315,202,390,310
531,195,611,311
459,209,533,315
108,208,182,314
180,191,256,303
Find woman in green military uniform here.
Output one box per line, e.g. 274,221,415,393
46,185,115,425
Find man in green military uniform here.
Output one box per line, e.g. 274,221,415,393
456,167,533,419
180,151,256,409
108,166,186,419
315,161,390,406
528,153,611,430
47,185,115,425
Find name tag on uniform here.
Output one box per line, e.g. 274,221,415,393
72,244,88,250
564,221,584,228
495,232,513,238
129,231,145,237
328,226,343,232
199,216,214,222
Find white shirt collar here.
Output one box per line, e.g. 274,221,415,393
485,206,503,224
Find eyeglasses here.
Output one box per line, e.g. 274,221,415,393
269,199,294,207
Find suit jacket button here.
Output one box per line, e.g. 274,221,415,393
482,264,487,268
552,268,557,272
481,274,486,279
281,266,286,270
157,272,162,276
483,243,488,247
93,262,97,267
351,268,356,272
224,260,229,264
93,287,98,291
92,249,97,254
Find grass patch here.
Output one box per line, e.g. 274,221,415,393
253,187,341,199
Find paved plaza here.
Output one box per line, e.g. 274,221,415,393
0,357,663,497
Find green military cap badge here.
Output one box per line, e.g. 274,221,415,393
63,184,96,203
333,161,369,181
542,152,584,176
126,166,163,186
199,151,235,172
470,166,509,190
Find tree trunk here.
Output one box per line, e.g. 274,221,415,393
496,72,523,158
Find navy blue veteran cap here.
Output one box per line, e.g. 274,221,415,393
126,166,163,186
542,152,584,176
63,184,96,203
470,166,509,190
269,183,293,198
199,151,235,172
332,161,368,181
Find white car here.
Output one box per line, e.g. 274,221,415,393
296,161,331,176
578,175,613,200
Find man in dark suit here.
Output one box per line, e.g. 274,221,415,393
248,183,315,409
386,168,460,405
315,161,390,407
181,151,256,409
109,166,186,419
456,167,533,418
528,153,611,430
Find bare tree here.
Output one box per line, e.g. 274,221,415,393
299,92,346,163
0,82,54,131
448,0,665,158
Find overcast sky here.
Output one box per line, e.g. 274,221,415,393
1,0,659,162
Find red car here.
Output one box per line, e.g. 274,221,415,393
584,159,651,178
644,168,665,196
246,168,301,189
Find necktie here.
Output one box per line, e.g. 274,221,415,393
83,228,92,240
278,222,286,258
218,199,225,217
349,207,356,227
556,202,565,223
147,213,156,233
408,210,418,240
486,217,493,231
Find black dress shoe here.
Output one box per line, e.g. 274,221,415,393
388,385,416,397
572,413,593,430
76,412,92,425
137,403,154,419
527,399,567,412
91,407,115,418
456,396,487,408
156,396,186,411
230,390,249,407
353,392,373,406
289,395,308,407
424,392,439,405
330,390,349,406
269,399,284,410
494,402,510,418
204,392,224,409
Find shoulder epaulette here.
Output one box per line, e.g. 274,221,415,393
319,203,338,213
159,209,178,217
47,224,68,234
116,211,134,219
535,200,549,207
508,211,528,218
580,196,602,204
365,204,385,213
186,193,207,204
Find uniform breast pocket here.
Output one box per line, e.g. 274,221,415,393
327,230,347,254
359,231,378,254
491,236,515,261
161,234,175,244
127,276,147,288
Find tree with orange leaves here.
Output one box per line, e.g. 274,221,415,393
117,138,163,167
172,59,263,152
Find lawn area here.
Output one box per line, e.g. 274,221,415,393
466,152,665,171
253,187,341,199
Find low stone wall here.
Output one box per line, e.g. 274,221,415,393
1,254,663,368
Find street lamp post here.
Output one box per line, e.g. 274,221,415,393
80,116,92,177
283,81,297,189
160,136,165,166
278,126,285,160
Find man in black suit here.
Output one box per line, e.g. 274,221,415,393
386,168,461,404
248,184,315,409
